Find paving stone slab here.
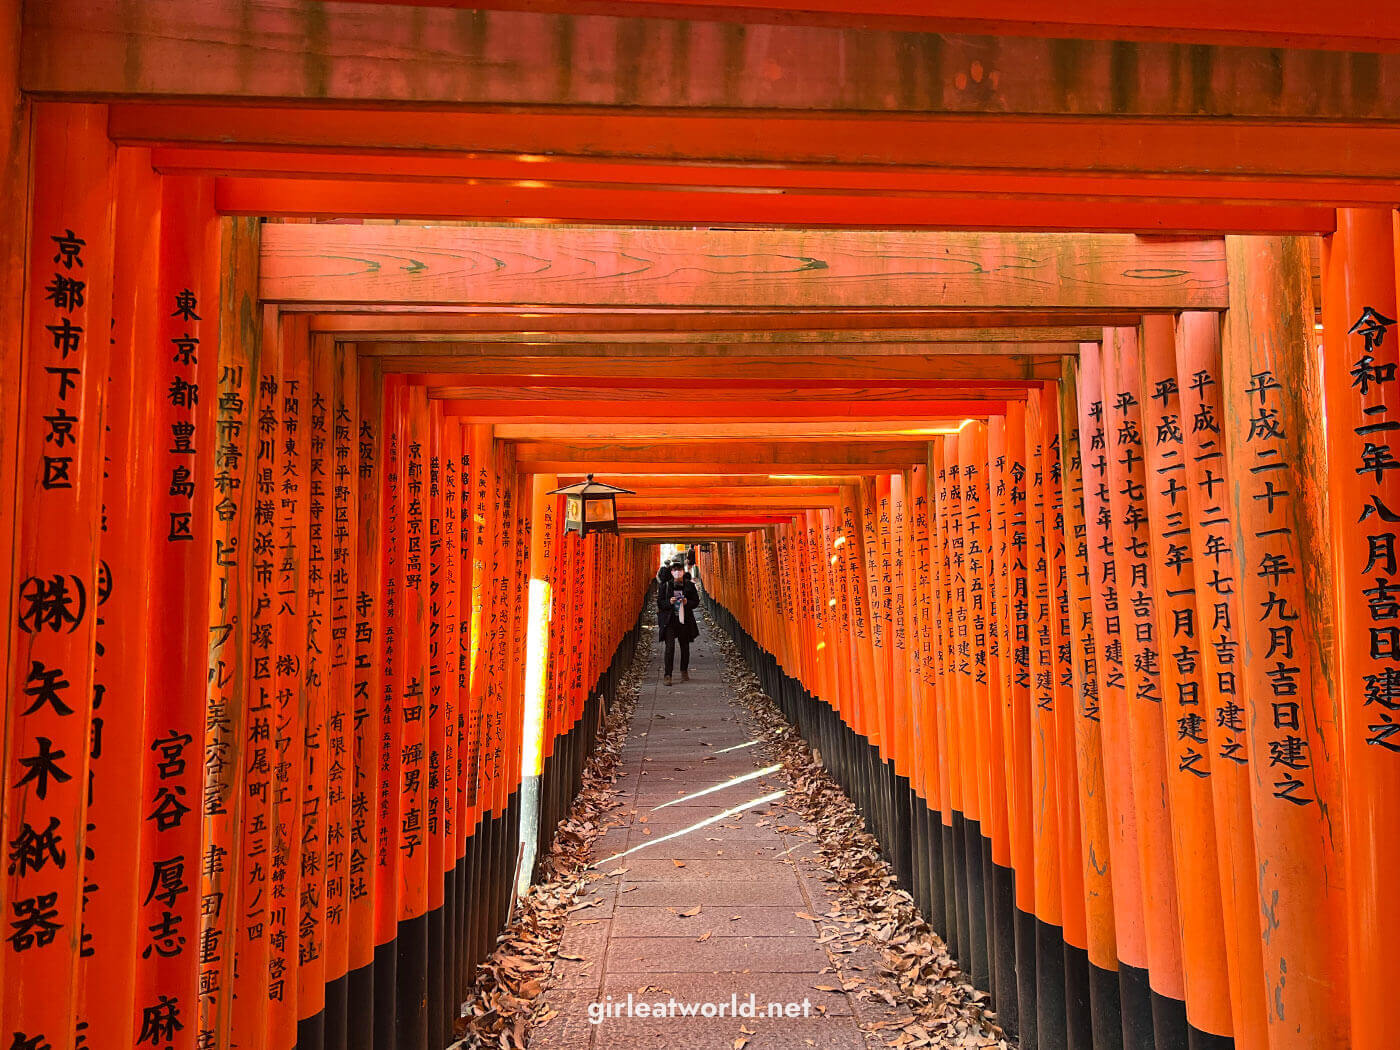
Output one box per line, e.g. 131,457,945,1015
616,879,807,908
602,935,834,974
609,905,820,938
619,856,805,882
588,1014,870,1050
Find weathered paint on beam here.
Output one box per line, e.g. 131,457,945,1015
438,399,1002,422
377,354,1065,382
111,107,1400,184
25,2,1400,117
349,0,1400,52
494,422,966,440
312,317,1114,340
213,176,1333,235
259,225,1227,309
417,377,1029,399
554,474,860,488
150,146,1400,208
511,439,930,473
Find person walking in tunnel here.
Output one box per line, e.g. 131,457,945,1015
657,558,700,686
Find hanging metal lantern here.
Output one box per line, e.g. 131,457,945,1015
548,474,634,537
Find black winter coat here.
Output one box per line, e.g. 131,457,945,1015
656,577,701,642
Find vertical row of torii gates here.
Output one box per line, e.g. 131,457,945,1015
2,3,1400,1050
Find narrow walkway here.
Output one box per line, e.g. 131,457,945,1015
532,612,903,1050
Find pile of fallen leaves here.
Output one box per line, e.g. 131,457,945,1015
711,629,1013,1050
456,620,654,1049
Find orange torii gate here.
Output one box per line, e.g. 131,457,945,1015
2,6,1400,1048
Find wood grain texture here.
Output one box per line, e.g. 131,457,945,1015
375,354,1064,381
111,105,1400,184
552,474,858,487
309,316,1115,339
214,176,1332,235
436,398,1002,421
151,146,1400,207
495,421,964,439
260,225,1228,309
347,0,1400,52
416,378,1028,400
0,0,26,804
353,332,1093,349
514,438,928,465
25,1,1400,117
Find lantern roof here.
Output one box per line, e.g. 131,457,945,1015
548,474,635,497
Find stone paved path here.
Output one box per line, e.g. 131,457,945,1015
533,611,897,1050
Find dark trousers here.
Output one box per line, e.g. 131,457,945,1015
663,620,690,677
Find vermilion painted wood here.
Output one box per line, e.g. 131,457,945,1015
82,145,160,1050
907,466,934,808
441,401,1005,423
1000,403,1036,919
930,441,955,837
506,451,531,811
231,303,284,1050
30,7,1400,114
1058,360,1119,979
268,312,312,1050
1138,316,1232,1037
891,476,916,780
1320,209,1400,1050
557,475,859,489
150,175,225,1050
424,401,449,933
508,441,935,473
297,330,335,1027
398,383,431,953
2,103,114,1050
822,507,857,766
1076,339,1149,984
1042,382,1088,960
439,412,463,894
258,225,1226,310
1172,313,1269,1050
317,317,1106,342
462,424,492,831
343,0,1400,51
1025,391,1063,935
325,340,359,1003
375,355,1069,383
1221,237,1347,1049
154,146,1400,209
214,177,1331,235
109,106,1400,181
983,418,1012,873
959,426,995,879
382,356,1064,383
205,216,264,1050
615,494,844,508
1100,326,1187,1007
839,486,878,749
857,479,890,759
350,357,385,983
414,376,1035,395
0,0,28,778
374,373,407,973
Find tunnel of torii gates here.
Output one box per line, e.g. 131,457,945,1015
9,6,1400,1050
